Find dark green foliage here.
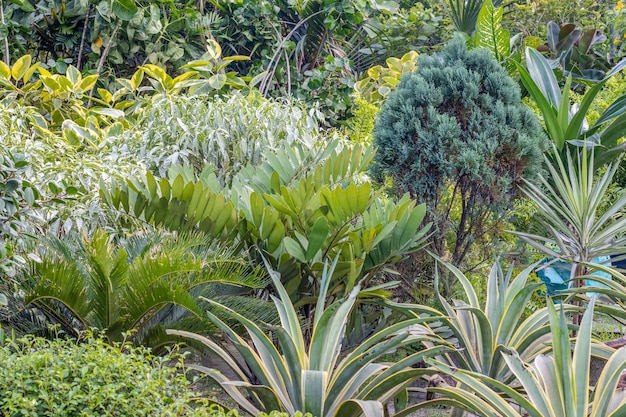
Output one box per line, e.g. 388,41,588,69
0,147,45,277
0,333,234,416
370,35,546,292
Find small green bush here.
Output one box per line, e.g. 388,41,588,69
0,334,230,416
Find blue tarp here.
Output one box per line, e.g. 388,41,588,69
536,256,612,296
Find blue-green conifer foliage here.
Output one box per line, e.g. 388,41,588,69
370,35,546,269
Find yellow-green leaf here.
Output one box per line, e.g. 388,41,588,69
66,65,81,85
78,74,99,92
0,61,10,79
22,62,40,83
11,55,32,81
130,69,144,90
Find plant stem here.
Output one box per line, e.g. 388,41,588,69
96,19,122,76
77,4,93,71
88,19,122,107
0,0,10,64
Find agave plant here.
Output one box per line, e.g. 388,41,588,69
421,298,626,417
389,257,554,389
168,258,449,417
21,229,265,344
518,47,626,166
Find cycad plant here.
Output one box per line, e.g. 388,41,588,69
423,298,626,417
168,259,449,417
21,229,265,344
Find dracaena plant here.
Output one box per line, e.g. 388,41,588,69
518,47,626,166
422,298,626,417
168,258,449,417
469,0,516,69
515,147,626,287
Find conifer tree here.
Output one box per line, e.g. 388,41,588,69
370,35,547,295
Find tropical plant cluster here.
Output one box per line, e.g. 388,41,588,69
3,1,626,417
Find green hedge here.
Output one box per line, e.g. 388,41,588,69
0,334,230,416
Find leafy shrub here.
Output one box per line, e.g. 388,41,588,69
354,51,418,106
0,101,142,237
113,93,322,183
0,146,41,277
0,334,226,416
505,0,607,39
374,2,451,57
609,1,626,59
369,35,546,293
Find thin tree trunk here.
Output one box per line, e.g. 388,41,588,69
77,4,93,71
0,0,9,65
87,19,122,107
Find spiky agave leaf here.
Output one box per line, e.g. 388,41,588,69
168,258,447,417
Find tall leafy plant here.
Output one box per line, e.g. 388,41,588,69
518,47,626,166
515,148,626,287
168,259,448,417
102,141,431,301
